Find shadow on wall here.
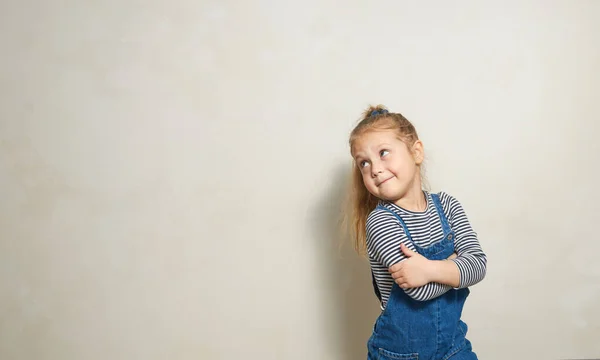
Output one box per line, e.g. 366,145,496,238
309,163,381,360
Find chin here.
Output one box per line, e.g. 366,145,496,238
378,191,400,202
383,196,401,203
379,188,405,202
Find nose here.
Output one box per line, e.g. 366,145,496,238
370,161,383,178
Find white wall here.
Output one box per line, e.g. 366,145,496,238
1,1,599,359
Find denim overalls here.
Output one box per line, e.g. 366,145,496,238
367,194,477,360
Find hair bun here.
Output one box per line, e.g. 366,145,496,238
362,104,389,120
369,109,388,117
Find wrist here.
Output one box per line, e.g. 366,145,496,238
426,259,443,283
428,259,459,286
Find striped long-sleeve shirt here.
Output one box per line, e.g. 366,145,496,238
366,191,487,308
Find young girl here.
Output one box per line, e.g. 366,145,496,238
347,105,487,360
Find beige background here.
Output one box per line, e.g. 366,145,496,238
1,1,599,359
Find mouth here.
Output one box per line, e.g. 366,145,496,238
377,177,393,187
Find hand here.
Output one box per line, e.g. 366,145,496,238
388,244,434,289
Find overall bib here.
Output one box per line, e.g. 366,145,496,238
367,194,477,360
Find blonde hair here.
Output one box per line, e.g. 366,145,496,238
344,104,424,256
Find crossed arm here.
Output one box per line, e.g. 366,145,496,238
367,195,487,301
389,243,460,289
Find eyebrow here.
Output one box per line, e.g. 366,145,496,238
353,143,392,158
353,138,395,156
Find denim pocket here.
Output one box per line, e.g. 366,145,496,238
378,348,418,360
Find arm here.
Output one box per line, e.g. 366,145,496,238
428,255,461,288
387,193,487,292
390,244,461,288
443,192,487,288
366,210,453,302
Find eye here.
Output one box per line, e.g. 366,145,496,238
380,149,389,157
359,160,370,168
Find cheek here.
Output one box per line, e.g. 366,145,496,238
361,172,376,188
361,171,371,184
388,161,411,178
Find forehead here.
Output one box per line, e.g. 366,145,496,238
352,130,401,155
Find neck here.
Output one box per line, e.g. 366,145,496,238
393,185,426,212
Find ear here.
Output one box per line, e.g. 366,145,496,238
412,140,424,165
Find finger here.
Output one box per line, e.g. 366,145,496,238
400,280,415,289
400,243,416,257
394,275,404,283
389,263,403,273
393,269,407,280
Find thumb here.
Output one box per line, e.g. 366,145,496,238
400,243,417,257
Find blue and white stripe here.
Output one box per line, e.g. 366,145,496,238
366,191,487,308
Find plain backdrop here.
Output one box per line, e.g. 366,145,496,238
1,1,599,359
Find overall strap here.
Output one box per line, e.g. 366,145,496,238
375,204,413,242
430,193,452,235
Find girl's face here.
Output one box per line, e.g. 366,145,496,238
352,130,423,202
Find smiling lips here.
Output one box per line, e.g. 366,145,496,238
377,177,393,187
